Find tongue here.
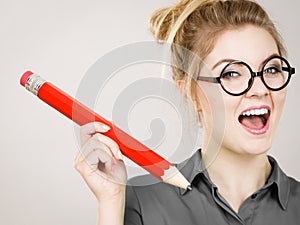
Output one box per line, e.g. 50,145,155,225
240,116,265,130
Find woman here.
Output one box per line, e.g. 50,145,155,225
74,0,300,224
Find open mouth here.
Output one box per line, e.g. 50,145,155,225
238,107,271,135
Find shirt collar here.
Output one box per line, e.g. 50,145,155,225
177,150,290,210
266,155,290,210
177,149,206,195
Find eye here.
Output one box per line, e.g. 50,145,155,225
221,71,240,79
264,66,281,75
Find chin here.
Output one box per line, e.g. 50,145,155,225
240,140,272,156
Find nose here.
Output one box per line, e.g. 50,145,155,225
245,76,269,98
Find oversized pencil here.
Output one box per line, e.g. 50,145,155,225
20,71,191,190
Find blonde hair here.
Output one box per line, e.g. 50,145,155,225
150,0,286,100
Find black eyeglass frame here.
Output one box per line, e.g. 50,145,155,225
197,55,296,96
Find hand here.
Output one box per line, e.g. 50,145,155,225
74,122,127,201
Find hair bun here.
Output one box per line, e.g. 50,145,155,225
149,0,192,42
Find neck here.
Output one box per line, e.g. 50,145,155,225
202,147,272,212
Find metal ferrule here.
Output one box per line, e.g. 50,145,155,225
25,74,46,96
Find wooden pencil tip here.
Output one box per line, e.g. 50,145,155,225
161,166,191,190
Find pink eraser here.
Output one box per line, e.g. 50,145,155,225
20,71,34,86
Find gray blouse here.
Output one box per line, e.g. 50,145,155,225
125,149,300,225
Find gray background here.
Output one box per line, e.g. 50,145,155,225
0,0,299,224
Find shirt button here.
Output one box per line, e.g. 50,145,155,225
251,194,257,199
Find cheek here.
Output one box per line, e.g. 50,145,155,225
222,94,242,121
196,87,212,125
197,84,228,135
272,90,287,117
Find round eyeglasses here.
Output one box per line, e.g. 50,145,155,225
197,55,296,96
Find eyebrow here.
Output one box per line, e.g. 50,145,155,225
211,58,236,70
211,53,281,70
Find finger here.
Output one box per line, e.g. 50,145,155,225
81,139,114,169
81,137,113,158
74,148,127,186
74,151,88,174
85,148,113,172
80,122,111,145
74,150,110,188
74,140,106,173
90,133,124,161
74,147,112,175
84,148,127,186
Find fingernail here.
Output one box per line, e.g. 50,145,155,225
117,150,124,160
100,123,111,131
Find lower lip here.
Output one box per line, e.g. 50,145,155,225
240,118,270,135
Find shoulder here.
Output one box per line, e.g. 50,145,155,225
284,175,300,213
124,174,183,224
288,176,300,196
125,149,202,206
268,155,300,201
126,173,181,205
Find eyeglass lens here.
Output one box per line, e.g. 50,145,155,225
220,57,290,95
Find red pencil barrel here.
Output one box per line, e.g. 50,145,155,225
37,82,172,178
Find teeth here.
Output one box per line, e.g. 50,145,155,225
242,108,269,116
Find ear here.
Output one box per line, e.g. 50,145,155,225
176,80,187,95
176,80,202,113
176,80,190,103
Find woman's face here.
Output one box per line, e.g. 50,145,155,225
197,25,287,156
